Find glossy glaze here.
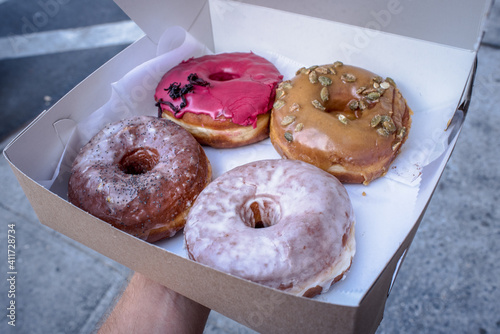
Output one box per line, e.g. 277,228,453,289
184,159,355,297
68,116,211,242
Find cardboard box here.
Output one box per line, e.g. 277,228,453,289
3,0,492,332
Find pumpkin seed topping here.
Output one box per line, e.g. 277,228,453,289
327,66,337,75
319,76,332,86
341,73,357,83
371,115,382,127
372,115,396,136
315,66,329,74
359,100,368,110
376,128,390,137
284,131,293,142
290,103,300,113
338,114,349,125
366,92,381,101
312,99,326,110
296,67,306,75
295,123,304,132
382,119,396,133
333,61,343,67
349,100,359,110
385,77,396,86
392,141,402,151
396,127,407,139
380,81,391,90
320,87,329,102
280,81,293,90
281,115,296,126
362,88,377,95
356,86,367,95
273,99,285,110
309,71,318,84
275,89,285,100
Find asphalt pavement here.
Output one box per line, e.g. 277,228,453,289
1,0,500,333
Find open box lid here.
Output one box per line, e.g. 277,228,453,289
115,0,493,52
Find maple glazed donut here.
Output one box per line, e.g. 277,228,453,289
270,62,412,184
68,116,212,243
155,52,283,148
184,159,355,298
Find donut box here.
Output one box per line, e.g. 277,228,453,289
3,0,493,333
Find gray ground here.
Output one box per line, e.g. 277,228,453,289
1,1,499,333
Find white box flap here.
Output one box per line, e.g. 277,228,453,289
114,0,214,49
115,0,493,51
234,0,493,51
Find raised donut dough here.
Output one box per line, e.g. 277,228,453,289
68,116,212,243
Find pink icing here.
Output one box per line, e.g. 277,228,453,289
154,52,283,127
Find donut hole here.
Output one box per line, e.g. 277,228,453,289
241,195,281,229
119,147,160,175
208,71,240,81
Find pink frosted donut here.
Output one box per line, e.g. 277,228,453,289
155,52,283,148
184,159,356,297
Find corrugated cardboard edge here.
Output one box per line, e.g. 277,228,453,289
0,131,454,334
4,157,359,333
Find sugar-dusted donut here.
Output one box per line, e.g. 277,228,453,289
155,52,283,148
270,62,412,184
184,159,355,297
68,116,212,243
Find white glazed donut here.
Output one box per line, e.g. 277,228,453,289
184,159,355,297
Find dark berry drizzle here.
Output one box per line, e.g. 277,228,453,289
156,73,210,115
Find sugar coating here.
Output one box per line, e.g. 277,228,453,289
184,159,356,296
68,116,208,241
